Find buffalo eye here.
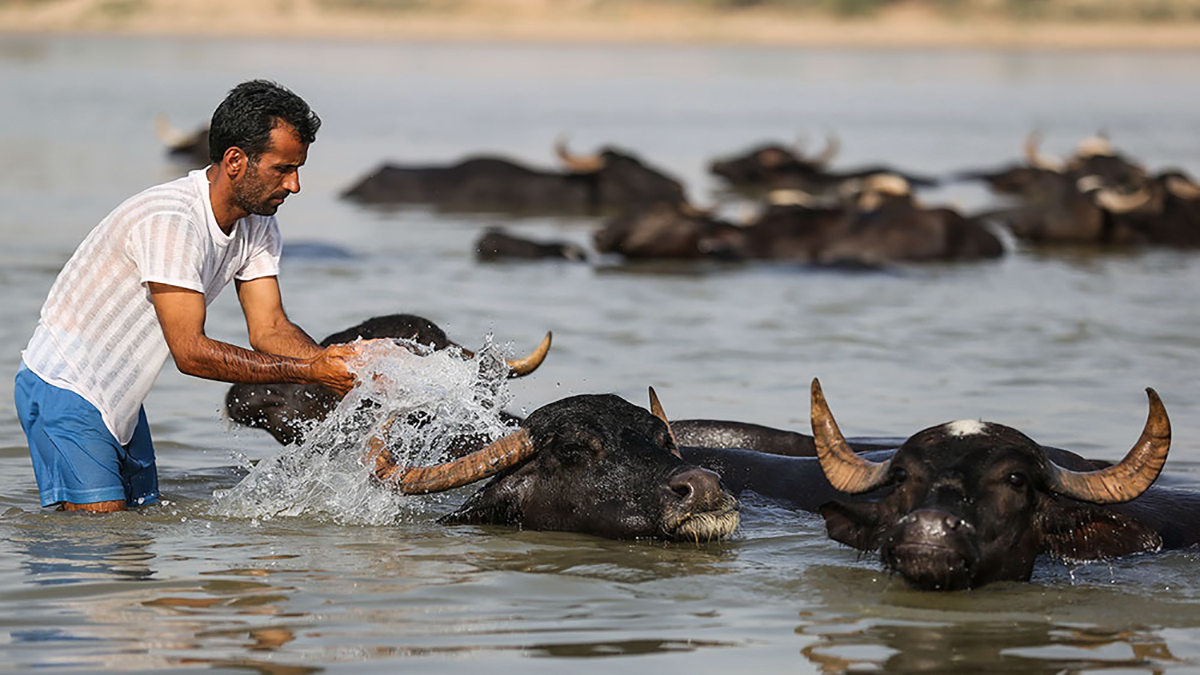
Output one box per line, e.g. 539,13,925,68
1006,472,1028,490
889,466,908,485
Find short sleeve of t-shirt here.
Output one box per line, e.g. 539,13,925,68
235,218,282,281
126,210,207,293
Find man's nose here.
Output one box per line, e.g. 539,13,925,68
284,171,301,194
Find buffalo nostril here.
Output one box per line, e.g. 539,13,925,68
945,515,963,531
668,467,722,506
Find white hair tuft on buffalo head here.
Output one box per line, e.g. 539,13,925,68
944,419,989,437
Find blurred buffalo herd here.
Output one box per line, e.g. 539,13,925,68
159,116,1200,268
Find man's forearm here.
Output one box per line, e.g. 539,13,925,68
249,320,325,360
173,334,320,385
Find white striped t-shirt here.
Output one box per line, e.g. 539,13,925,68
23,168,282,444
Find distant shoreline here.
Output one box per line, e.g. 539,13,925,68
3,1,1200,50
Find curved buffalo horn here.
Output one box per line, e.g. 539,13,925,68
767,188,818,207
1093,187,1154,214
1166,175,1200,200
456,332,552,378
811,133,840,167
1024,131,1064,172
373,426,537,495
1045,388,1170,504
648,386,681,458
811,378,893,494
554,136,606,173
505,332,552,377
864,173,911,197
1076,133,1114,158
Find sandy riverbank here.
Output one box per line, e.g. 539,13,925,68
2,0,1200,49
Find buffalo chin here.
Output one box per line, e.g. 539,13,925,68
883,543,977,591
663,500,740,543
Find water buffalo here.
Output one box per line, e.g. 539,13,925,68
475,227,589,262
709,135,938,196
782,177,1003,264
979,170,1200,248
372,391,740,542
812,380,1185,590
1088,171,1200,248
680,380,1200,590
592,201,743,260
954,133,1199,247
593,176,1002,265
955,133,1147,198
225,314,551,445
341,140,686,215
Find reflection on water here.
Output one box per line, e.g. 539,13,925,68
15,527,156,585
799,618,1182,674
7,525,310,672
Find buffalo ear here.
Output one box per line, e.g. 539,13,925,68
437,475,529,527
1036,501,1162,563
820,501,885,551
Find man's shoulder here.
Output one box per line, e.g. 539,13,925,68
116,173,204,218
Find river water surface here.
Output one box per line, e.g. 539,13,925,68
2,36,1200,674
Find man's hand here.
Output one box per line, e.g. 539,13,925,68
307,342,366,397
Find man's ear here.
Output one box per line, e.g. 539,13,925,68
222,147,247,178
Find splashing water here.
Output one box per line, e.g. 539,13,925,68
210,336,519,525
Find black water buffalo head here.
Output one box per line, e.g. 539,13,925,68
374,391,740,542
709,138,839,188
810,380,1170,590
554,138,687,208
225,314,551,445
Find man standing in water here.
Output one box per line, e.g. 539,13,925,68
14,80,364,513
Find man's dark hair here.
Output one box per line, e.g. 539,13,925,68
208,80,321,164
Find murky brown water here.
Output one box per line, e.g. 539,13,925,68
2,35,1200,674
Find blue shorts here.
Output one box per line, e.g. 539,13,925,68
14,365,159,508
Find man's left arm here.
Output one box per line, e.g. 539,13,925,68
235,275,325,359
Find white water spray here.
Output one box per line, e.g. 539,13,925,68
211,336,519,525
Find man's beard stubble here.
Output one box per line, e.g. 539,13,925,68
231,161,283,217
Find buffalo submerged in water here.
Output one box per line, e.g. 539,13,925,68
593,175,1003,265
680,379,1200,590
340,139,686,216
956,133,1200,247
708,135,939,197
370,390,740,542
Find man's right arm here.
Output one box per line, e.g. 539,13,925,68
148,282,359,395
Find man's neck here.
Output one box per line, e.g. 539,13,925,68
205,164,247,234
